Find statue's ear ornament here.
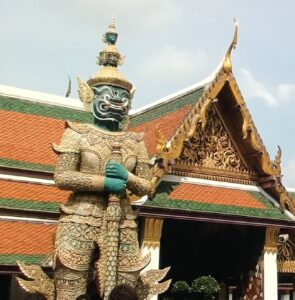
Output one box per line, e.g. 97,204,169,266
130,86,136,101
77,76,94,112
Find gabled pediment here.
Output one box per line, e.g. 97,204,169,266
174,104,257,184
151,22,295,216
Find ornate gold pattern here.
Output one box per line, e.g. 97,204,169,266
277,235,295,273
142,218,164,248
278,238,295,261
278,260,295,273
18,120,171,299
264,227,279,254
16,261,55,300
77,76,94,112
227,76,283,178
136,267,171,299
53,123,154,299
176,107,251,175
172,170,257,185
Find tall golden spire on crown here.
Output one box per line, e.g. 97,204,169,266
87,17,133,92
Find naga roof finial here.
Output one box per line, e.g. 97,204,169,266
223,18,238,73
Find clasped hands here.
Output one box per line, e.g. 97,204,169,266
104,161,128,195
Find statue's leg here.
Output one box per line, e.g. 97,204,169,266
55,267,88,300
117,207,149,288
54,220,100,299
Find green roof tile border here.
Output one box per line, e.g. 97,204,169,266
130,88,204,127
0,198,60,213
0,158,54,172
0,96,93,123
0,254,46,266
143,181,289,221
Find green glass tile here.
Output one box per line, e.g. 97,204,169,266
0,96,92,123
0,254,46,265
0,158,54,172
0,198,60,213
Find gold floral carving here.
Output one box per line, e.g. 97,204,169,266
176,107,250,175
264,227,280,254
142,218,164,248
277,235,295,273
278,238,295,261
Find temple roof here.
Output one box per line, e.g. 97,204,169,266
0,178,68,214
136,176,295,227
0,23,294,267
0,91,92,172
0,219,56,266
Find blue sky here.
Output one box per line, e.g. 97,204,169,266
0,0,294,186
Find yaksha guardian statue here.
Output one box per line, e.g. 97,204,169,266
17,19,170,300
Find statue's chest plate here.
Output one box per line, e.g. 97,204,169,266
79,130,138,174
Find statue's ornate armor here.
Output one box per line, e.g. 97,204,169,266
53,121,151,299
16,19,171,300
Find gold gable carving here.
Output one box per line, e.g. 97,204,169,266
175,106,255,179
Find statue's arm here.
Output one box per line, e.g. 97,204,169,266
127,140,152,197
54,153,104,192
53,127,104,192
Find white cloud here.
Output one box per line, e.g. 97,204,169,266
277,84,295,102
237,68,295,107
283,158,295,188
237,68,277,106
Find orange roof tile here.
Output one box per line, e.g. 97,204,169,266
169,184,266,209
0,180,69,203
131,105,191,155
0,221,56,255
0,110,65,166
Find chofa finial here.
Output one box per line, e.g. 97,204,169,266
223,18,238,73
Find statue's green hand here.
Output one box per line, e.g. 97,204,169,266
106,162,128,181
104,177,126,195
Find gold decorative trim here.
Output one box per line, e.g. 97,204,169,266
227,75,282,178
278,186,295,214
142,218,163,249
171,169,258,186
278,260,295,273
264,227,280,254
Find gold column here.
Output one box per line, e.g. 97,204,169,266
142,217,164,248
264,227,280,253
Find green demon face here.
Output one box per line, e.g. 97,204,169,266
92,85,130,125
105,32,118,45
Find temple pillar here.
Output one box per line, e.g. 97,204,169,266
264,227,280,300
141,217,164,300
